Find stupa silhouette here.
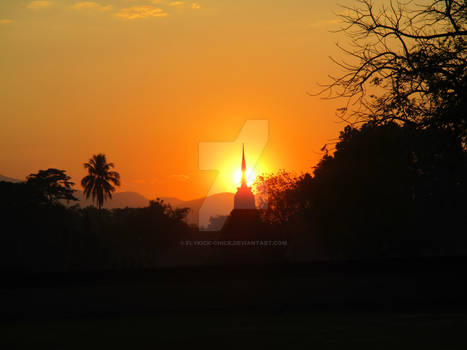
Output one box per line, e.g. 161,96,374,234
207,144,286,265
221,144,263,235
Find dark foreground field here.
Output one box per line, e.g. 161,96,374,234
2,257,467,348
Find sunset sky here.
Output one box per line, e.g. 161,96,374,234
1,0,350,200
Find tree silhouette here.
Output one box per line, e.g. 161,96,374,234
81,154,121,209
251,121,466,258
319,0,466,146
26,168,77,205
207,215,228,231
253,171,301,225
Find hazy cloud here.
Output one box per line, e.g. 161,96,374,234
71,2,112,11
170,1,184,7
191,2,200,9
0,19,13,24
116,5,168,19
27,1,53,9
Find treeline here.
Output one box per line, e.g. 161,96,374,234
1,0,465,269
255,122,467,259
0,179,192,271
251,0,466,260
1,121,465,271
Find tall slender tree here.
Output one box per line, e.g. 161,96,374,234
81,154,121,209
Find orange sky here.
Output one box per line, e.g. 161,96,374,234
0,0,350,200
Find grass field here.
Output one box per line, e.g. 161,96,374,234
2,258,467,348
3,312,467,349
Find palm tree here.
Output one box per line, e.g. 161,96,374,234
81,153,121,209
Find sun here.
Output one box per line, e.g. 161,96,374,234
233,168,256,187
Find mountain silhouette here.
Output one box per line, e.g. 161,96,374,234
0,174,23,183
161,192,235,227
72,191,234,225
73,190,234,227
73,190,150,209
1,173,233,226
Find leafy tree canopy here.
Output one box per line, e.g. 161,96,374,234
26,168,77,205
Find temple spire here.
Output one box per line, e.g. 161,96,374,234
240,144,248,187
233,143,255,209
241,143,246,172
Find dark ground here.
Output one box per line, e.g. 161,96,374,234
1,256,467,348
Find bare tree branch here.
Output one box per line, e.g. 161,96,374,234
314,0,466,145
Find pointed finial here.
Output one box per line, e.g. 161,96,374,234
241,143,246,173
240,143,248,187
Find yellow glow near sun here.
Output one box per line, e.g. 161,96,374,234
208,142,269,194
233,168,256,187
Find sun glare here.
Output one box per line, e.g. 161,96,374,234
234,168,256,187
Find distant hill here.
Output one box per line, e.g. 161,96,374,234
72,191,234,227
1,173,234,227
70,191,234,226
73,191,150,209
73,190,234,227
158,196,186,208
161,192,235,227
0,174,23,183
